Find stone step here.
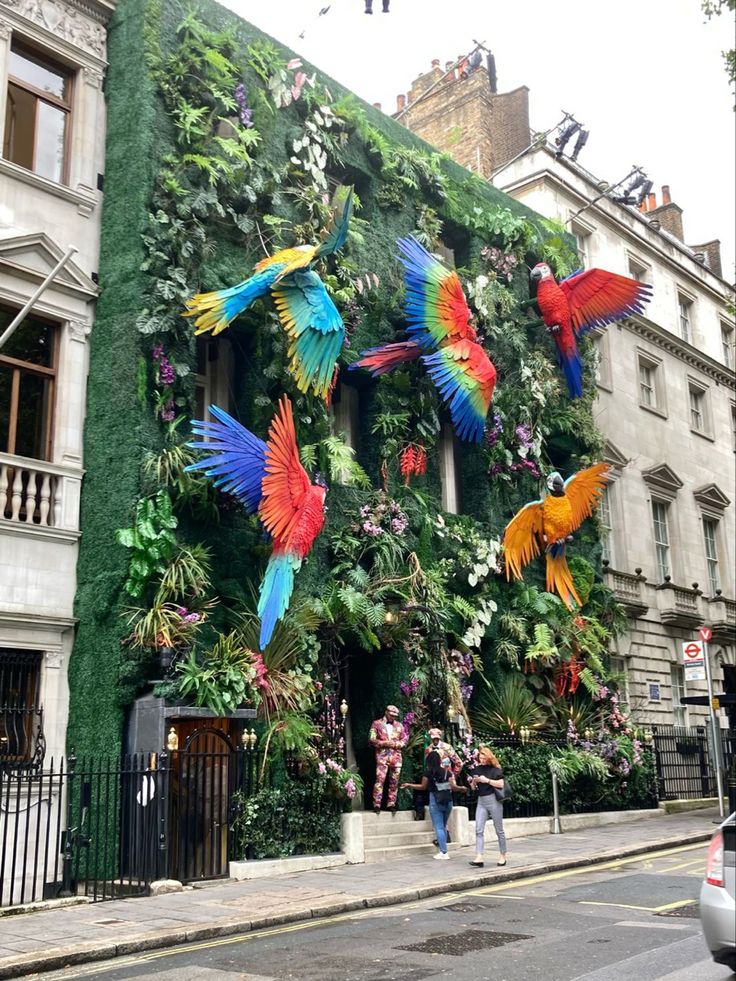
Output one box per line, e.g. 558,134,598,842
363,819,434,838
364,841,461,864
360,810,420,827
363,829,442,848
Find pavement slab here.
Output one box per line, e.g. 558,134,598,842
0,806,721,979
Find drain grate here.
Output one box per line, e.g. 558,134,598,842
398,928,532,956
655,902,700,919
433,901,499,913
587,938,613,944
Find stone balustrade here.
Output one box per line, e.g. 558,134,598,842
656,577,704,629
0,453,82,533
601,563,648,616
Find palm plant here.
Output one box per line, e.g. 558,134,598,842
471,675,547,735
548,747,610,784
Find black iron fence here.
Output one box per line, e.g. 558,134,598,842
651,725,736,800
0,734,261,909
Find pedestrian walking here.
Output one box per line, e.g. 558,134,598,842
401,750,463,860
369,705,407,814
468,745,507,868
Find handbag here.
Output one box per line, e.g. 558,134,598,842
434,779,452,804
494,774,511,802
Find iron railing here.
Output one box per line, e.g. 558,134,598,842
651,725,736,800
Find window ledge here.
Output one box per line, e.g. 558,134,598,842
596,379,614,393
690,427,715,443
639,402,668,419
0,520,80,544
0,159,97,214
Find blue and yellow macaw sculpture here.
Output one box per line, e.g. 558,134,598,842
183,186,353,399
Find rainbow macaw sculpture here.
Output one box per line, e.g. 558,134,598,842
503,463,609,609
183,187,353,400
530,263,652,398
351,236,497,442
186,397,327,648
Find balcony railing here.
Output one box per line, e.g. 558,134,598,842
656,577,704,628
707,591,736,643
0,453,81,532
601,563,648,617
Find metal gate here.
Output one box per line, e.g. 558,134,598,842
168,727,257,882
651,725,735,800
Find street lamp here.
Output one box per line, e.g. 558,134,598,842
340,699,348,719
520,726,530,745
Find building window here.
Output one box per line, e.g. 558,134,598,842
702,518,720,595
677,293,692,343
722,322,734,370
731,403,736,452
330,382,361,484
0,649,43,765
599,484,614,564
609,655,629,711
651,499,671,582
670,664,686,727
193,337,232,430
639,360,655,406
3,42,73,184
628,256,648,284
688,379,710,437
573,230,590,268
593,331,612,390
0,307,57,461
439,422,460,514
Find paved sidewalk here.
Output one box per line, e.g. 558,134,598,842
0,807,720,979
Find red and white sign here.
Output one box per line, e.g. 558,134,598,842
682,640,706,681
699,626,713,643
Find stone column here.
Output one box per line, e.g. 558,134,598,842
56,317,91,468
0,20,11,133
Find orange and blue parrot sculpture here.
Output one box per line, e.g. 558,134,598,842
186,397,327,649
183,187,353,400
530,263,652,398
503,463,609,610
351,237,497,443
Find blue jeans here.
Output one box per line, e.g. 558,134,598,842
428,792,452,853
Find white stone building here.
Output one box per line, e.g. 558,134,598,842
498,146,736,730
0,0,115,765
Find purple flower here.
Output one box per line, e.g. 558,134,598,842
161,399,176,422
345,778,356,799
158,356,175,386
234,83,254,128
151,343,164,363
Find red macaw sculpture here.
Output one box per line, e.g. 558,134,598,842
187,397,327,649
530,263,652,398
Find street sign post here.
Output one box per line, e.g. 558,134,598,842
682,640,706,682
694,628,725,819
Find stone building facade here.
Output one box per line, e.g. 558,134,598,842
397,61,736,730
0,0,115,764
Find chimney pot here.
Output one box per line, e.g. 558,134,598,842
647,192,656,211
662,185,671,205
396,94,406,111
373,102,382,111
431,59,440,68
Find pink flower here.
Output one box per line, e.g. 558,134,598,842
318,762,326,775
345,778,356,799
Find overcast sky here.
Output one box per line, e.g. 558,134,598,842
225,0,736,279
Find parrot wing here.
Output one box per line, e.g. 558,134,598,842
314,185,354,259
397,236,474,350
559,268,652,338
186,405,267,513
422,339,496,443
272,269,345,399
259,396,311,544
503,499,545,581
563,463,609,531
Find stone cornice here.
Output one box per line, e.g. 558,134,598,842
624,316,736,389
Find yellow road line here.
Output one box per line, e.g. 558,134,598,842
579,898,694,913
657,858,705,873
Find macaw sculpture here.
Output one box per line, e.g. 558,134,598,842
351,236,497,442
186,397,327,649
503,463,609,610
530,262,652,398
183,187,353,400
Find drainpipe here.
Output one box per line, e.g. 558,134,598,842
0,245,78,351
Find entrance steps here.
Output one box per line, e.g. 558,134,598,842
361,810,461,863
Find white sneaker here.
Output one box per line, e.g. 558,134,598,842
433,851,450,860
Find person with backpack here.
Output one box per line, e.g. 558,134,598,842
401,749,463,860
467,745,507,868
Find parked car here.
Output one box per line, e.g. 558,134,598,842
700,811,736,972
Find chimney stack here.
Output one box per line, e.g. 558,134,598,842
647,192,657,211
373,102,382,111
662,185,671,205
431,58,440,69
648,184,684,241
396,94,406,112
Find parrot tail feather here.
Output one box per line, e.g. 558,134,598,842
556,347,584,399
257,551,302,649
349,341,422,377
183,267,279,336
545,543,581,610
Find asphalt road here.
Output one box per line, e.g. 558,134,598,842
31,842,734,981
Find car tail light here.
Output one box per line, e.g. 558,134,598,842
705,830,724,887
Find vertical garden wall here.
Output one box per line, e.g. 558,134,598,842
68,0,642,810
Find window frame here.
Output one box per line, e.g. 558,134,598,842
4,40,75,186
687,377,712,440
0,648,43,765
627,253,650,284
637,349,666,417
702,517,721,596
598,482,614,565
669,662,687,728
0,306,59,461
676,291,694,344
721,321,734,370
651,498,671,583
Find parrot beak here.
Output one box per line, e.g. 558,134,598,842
552,474,564,493
529,267,542,283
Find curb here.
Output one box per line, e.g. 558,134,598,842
0,830,712,980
